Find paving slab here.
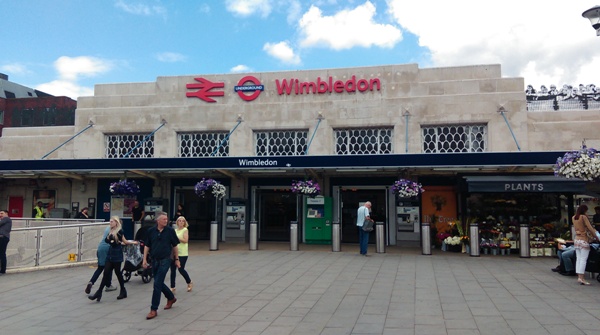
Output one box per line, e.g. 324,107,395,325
0,242,599,335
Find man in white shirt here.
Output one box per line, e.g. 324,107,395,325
356,201,372,256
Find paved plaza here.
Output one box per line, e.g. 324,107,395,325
1,242,599,335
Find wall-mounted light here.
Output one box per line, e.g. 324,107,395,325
582,5,600,36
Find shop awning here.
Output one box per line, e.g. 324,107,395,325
464,175,586,193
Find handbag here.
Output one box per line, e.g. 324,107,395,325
362,219,374,232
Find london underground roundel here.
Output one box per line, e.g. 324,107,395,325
234,76,264,101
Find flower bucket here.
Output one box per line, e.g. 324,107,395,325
447,244,461,252
483,247,489,255
491,248,498,256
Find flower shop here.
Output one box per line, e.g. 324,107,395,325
462,175,586,256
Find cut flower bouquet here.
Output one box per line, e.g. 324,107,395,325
194,178,226,200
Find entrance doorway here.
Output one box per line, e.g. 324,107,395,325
257,189,297,241
339,189,387,244
173,189,215,240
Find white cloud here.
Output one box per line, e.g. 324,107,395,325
225,0,271,17
230,65,252,73
115,0,167,16
386,0,599,88
298,1,402,50
263,41,301,64
0,63,30,75
286,1,302,25
33,56,113,99
156,52,186,63
55,56,113,81
36,80,94,100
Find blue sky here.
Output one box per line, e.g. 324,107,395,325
1,0,598,99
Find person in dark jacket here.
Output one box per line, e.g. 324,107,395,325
0,209,12,274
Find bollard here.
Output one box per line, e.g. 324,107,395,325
375,222,385,253
249,221,258,251
519,223,530,258
469,223,480,257
290,221,298,251
332,221,341,252
209,221,218,251
421,222,431,255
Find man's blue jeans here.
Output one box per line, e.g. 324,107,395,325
151,258,175,311
358,227,370,255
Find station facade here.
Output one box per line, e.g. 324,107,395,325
1,63,598,246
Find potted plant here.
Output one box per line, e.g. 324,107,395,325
194,178,226,200
291,179,321,197
391,179,424,198
109,179,140,196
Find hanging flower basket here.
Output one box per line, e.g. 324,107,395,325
391,179,424,198
109,179,140,196
194,178,226,200
553,145,600,181
291,179,320,197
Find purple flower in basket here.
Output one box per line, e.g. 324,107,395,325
194,178,226,200
391,179,424,198
554,145,600,180
291,179,320,197
109,180,140,196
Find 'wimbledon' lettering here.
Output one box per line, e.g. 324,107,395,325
275,76,381,95
238,159,278,166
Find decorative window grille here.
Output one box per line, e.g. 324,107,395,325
178,132,229,157
334,128,393,155
105,133,154,158
254,130,308,156
422,124,487,153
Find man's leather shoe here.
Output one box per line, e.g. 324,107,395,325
560,271,576,276
551,266,561,272
164,298,177,310
146,310,157,320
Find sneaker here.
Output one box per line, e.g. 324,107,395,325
85,282,93,294
170,287,176,293
105,285,117,292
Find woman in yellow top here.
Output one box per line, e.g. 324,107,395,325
169,216,193,292
573,204,600,285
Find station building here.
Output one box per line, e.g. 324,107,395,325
0,63,598,246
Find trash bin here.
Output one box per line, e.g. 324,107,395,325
210,221,218,251
469,223,480,257
421,222,431,255
520,223,530,258
375,222,385,253
332,221,341,252
290,221,298,251
249,221,258,251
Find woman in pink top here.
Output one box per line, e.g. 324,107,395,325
572,204,600,285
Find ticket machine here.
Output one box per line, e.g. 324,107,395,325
304,196,332,244
226,198,246,241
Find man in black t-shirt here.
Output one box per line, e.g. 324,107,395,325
131,201,145,223
143,212,179,319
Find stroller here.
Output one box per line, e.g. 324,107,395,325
122,241,153,283
585,243,600,282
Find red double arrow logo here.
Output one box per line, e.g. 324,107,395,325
186,77,225,103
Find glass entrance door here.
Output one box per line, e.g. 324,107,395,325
340,188,387,244
257,190,297,241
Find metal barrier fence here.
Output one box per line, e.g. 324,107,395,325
7,222,108,271
11,217,105,228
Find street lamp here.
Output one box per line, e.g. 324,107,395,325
582,5,600,36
